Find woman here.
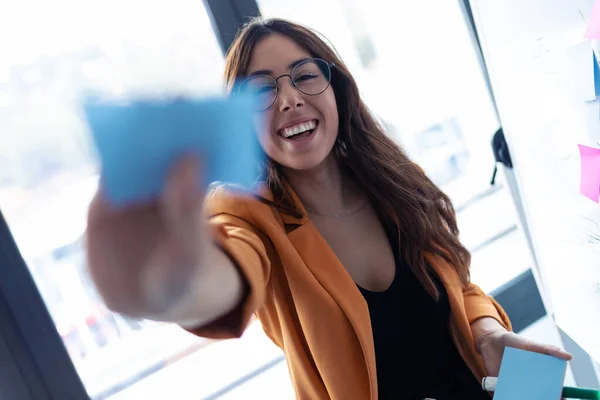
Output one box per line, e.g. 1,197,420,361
86,18,571,399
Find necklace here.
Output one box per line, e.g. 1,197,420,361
304,201,369,218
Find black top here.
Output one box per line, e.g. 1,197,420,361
358,221,489,400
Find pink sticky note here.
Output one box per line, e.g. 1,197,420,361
586,0,600,39
579,144,600,202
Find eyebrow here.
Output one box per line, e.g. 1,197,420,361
246,58,311,78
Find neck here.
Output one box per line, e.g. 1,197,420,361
283,153,363,215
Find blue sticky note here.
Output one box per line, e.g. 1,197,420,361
493,347,567,400
594,53,600,97
84,95,263,206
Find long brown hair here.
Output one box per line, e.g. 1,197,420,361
224,17,471,297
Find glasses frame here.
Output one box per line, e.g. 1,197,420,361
238,58,336,111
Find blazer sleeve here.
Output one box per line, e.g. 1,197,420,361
463,282,512,331
184,187,271,339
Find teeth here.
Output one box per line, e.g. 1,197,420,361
281,120,317,138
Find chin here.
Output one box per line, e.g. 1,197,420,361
280,149,337,172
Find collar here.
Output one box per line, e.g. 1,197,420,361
257,181,310,227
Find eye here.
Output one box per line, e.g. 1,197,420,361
295,72,318,82
241,75,277,96
254,84,276,94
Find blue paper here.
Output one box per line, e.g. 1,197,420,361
594,53,600,97
84,95,263,206
493,347,567,400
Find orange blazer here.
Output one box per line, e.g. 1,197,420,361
188,184,512,400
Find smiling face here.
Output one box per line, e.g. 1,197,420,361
246,33,339,172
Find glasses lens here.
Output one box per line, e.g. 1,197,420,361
239,75,277,110
292,59,331,96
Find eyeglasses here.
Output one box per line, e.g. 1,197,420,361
238,58,335,112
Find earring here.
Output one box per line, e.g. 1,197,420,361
336,137,348,156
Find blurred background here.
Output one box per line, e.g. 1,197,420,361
0,0,576,398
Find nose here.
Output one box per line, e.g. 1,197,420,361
277,77,305,113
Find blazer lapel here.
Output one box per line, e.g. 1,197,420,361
281,185,377,399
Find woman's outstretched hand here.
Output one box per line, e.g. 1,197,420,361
86,155,209,317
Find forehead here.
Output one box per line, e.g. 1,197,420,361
247,33,312,74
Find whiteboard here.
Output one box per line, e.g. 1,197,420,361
471,0,600,362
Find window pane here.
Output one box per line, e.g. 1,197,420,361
258,0,532,291
0,1,243,398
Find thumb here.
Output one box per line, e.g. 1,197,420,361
143,155,205,312
506,335,573,360
537,344,573,361
161,154,205,255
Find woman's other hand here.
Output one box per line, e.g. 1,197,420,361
473,317,572,377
